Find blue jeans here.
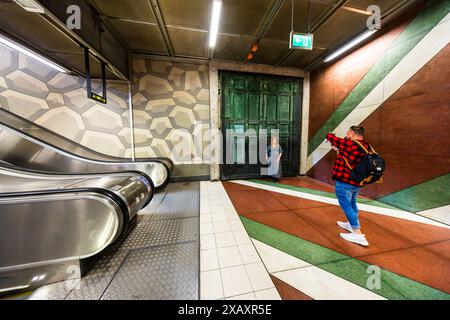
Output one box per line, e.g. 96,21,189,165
335,180,361,229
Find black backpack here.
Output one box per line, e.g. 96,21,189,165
344,141,385,186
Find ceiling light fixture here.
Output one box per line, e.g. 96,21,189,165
0,34,69,73
209,0,222,48
13,0,45,13
324,29,378,63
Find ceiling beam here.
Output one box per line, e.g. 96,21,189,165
37,4,129,81
148,0,174,56
275,0,350,66
243,0,285,62
255,0,286,41
85,0,131,51
133,52,210,65
309,0,350,32
107,17,158,26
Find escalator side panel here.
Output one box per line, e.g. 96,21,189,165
0,192,122,269
0,166,153,221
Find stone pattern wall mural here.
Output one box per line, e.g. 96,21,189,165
132,59,210,167
0,43,132,158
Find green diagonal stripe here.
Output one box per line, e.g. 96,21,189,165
242,216,450,300
308,0,450,155
379,174,450,212
250,179,400,210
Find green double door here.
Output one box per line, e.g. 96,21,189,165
220,72,302,180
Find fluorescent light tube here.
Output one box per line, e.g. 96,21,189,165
324,29,378,62
0,34,69,73
209,0,222,48
13,0,45,13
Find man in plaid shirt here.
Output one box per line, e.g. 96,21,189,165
326,125,370,247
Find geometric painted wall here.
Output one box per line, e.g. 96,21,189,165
0,39,212,177
307,0,450,220
307,2,425,184
131,58,210,175
0,42,132,158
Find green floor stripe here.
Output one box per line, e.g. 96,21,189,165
308,0,450,155
241,216,349,266
249,179,400,210
241,216,450,300
379,174,450,213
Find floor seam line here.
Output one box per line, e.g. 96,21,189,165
98,249,131,301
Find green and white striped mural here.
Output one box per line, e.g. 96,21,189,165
307,0,450,223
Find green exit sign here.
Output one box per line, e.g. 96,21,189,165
290,32,314,50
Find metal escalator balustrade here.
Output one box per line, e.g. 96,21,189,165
0,165,153,296
0,108,173,190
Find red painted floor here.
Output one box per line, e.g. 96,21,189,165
223,178,450,294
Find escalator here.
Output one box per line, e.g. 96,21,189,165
0,108,173,191
0,164,153,296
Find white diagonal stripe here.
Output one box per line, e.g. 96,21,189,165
417,205,450,226
252,239,311,273
252,238,386,300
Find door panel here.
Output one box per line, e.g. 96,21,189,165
248,94,260,123
277,96,291,122
233,93,246,120
266,95,278,123
221,72,302,180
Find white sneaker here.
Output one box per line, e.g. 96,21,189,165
337,221,353,233
340,232,369,247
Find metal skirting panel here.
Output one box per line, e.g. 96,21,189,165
150,182,199,220
65,249,129,300
101,242,198,300
139,188,169,215
29,279,80,300
28,182,200,300
114,217,199,251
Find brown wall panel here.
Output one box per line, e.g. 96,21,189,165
378,90,450,158
368,154,449,198
384,44,450,103
307,152,335,186
309,37,450,199
308,4,422,140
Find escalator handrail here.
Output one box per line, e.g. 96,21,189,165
0,163,155,208
0,108,173,168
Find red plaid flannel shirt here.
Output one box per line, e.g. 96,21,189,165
326,133,370,186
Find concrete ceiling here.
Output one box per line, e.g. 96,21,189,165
0,0,122,79
91,0,417,67
0,0,421,78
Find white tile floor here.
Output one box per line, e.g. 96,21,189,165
200,181,281,300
